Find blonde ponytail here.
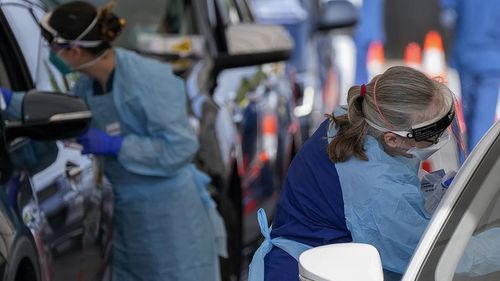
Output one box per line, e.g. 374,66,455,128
328,85,369,162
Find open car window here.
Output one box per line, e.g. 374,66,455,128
1,1,71,91
450,164,500,280
0,1,60,175
0,2,44,82
409,122,500,281
10,140,59,176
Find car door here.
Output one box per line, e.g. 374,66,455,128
402,120,500,281
1,2,113,280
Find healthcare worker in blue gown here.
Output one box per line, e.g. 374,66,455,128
439,0,500,152
28,1,227,280
249,66,500,280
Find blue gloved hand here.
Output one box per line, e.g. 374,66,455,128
0,87,13,107
76,128,123,156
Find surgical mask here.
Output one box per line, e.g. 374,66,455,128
406,131,451,160
49,49,109,74
49,50,73,75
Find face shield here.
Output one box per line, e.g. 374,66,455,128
406,131,451,160
384,92,455,143
365,88,466,162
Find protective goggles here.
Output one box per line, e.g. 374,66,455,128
393,105,455,142
40,12,103,48
365,90,456,143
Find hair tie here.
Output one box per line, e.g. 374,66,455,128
360,84,366,98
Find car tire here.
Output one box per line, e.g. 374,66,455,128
6,235,40,281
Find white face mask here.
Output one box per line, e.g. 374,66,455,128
406,131,451,160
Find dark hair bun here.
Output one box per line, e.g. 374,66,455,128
98,5,126,43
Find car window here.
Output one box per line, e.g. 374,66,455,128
1,4,43,84
1,1,70,92
10,140,59,176
0,2,60,175
47,0,198,50
451,182,500,280
412,123,500,281
113,0,198,49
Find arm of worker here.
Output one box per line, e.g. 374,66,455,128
347,180,431,276
117,75,199,177
1,87,24,119
456,227,500,276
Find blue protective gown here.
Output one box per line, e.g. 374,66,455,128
71,48,223,281
440,0,500,151
331,122,430,277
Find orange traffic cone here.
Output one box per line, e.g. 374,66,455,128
422,30,447,82
404,42,422,70
262,112,278,162
367,41,385,81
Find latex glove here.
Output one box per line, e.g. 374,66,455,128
76,128,123,156
0,87,13,107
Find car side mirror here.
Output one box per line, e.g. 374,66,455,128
298,243,384,281
316,0,358,32
4,91,91,141
214,24,293,70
